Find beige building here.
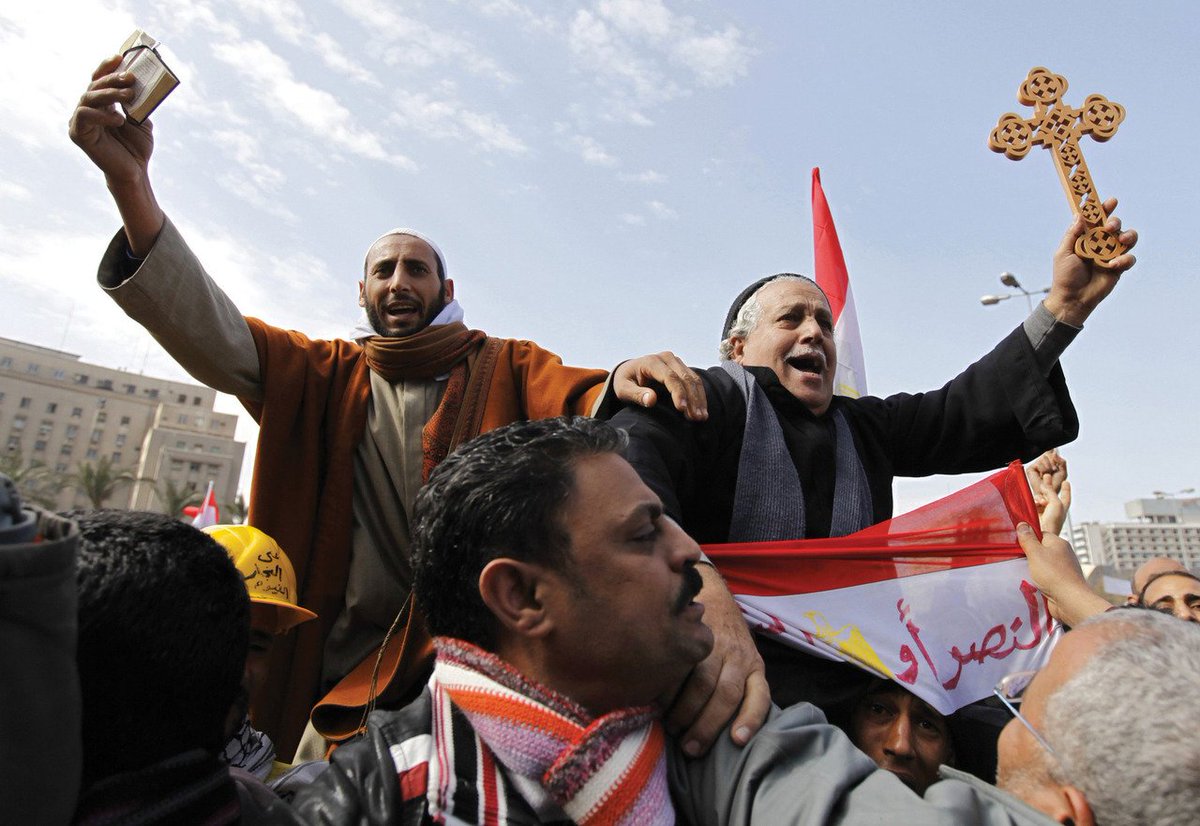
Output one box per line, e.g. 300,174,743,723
0,336,244,513
1072,495,1200,575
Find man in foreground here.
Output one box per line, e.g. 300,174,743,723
69,56,761,760
283,418,1197,824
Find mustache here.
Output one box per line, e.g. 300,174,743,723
674,561,704,613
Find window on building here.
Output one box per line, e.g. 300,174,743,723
209,446,221,454
115,434,126,447
46,402,57,414
96,399,105,409
119,416,130,426
60,444,72,457
19,397,31,409
33,440,46,452
52,369,65,380
38,421,52,437
124,384,137,395
7,436,20,450
175,440,186,449
189,462,201,473
0,357,12,368
178,414,188,425
12,416,26,430
193,396,202,406
90,429,102,443
54,462,68,473
177,394,187,404
195,415,206,428
193,443,203,452
75,374,89,385
86,448,98,459
26,363,39,374
65,425,78,439
111,451,121,463
96,411,107,423
71,407,82,418
146,388,159,400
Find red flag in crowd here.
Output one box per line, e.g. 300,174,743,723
812,167,868,398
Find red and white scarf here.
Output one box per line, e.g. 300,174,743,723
426,638,672,825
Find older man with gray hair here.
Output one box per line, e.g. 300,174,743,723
606,211,1138,712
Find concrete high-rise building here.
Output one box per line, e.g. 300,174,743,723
0,336,245,513
1072,495,1200,576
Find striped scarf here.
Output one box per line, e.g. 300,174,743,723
426,638,673,825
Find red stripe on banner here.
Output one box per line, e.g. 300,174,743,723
812,167,849,322
705,462,1040,597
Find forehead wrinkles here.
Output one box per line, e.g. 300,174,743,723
759,281,831,315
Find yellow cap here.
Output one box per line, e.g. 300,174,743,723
204,524,317,634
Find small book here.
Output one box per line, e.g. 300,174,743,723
117,29,179,124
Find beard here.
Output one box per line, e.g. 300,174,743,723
364,285,448,337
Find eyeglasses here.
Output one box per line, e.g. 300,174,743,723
994,671,1058,760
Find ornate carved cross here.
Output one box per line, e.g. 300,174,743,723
989,67,1126,262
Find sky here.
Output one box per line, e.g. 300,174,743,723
2,0,1197,525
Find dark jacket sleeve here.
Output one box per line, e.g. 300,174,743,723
0,509,81,826
605,369,745,535
846,324,1078,478
287,700,430,825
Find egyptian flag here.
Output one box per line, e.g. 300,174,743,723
704,462,1061,714
191,481,220,529
812,168,868,398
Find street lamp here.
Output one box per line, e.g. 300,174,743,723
980,272,1050,313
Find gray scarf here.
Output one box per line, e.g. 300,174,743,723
721,361,873,541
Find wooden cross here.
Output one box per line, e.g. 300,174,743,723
989,67,1126,262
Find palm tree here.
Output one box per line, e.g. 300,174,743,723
223,491,248,525
153,478,202,518
66,456,143,510
0,452,57,508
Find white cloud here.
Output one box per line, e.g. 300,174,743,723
389,90,529,154
233,0,380,86
619,212,645,225
0,180,32,200
673,26,752,87
618,169,666,183
209,38,416,170
0,3,139,151
336,0,516,86
571,134,619,167
646,199,677,219
598,0,672,39
472,0,558,34
566,1,754,124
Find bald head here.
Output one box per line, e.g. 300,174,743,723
1129,557,1189,603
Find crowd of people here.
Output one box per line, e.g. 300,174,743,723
0,53,1195,825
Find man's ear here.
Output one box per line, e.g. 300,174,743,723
358,281,367,308
1058,785,1094,826
479,558,553,638
729,335,747,362
443,278,455,302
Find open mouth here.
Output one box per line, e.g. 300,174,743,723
786,352,825,376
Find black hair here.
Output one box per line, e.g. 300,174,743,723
69,509,249,784
411,416,626,648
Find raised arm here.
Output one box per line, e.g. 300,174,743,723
68,55,164,256
69,56,261,400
